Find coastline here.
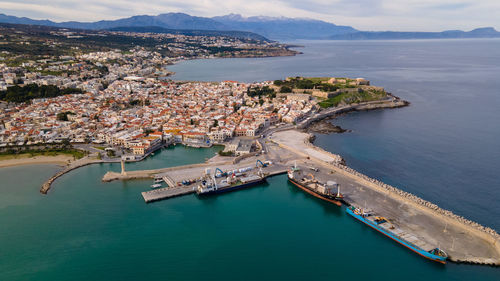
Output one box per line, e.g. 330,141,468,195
0,155,73,168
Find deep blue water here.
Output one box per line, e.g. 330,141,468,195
170,39,500,230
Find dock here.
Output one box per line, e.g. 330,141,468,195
141,186,195,203
140,164,287,203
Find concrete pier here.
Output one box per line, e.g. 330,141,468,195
271,130,500,265
142,186,195,203
98,126,500,265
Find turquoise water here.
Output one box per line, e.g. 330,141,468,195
1,156,499,280
2,40,500,279
124,144,223,171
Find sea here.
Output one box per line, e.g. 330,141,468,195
1,39,499,280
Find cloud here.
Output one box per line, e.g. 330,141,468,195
0,0,498,31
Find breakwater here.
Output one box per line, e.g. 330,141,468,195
302,133,500,259
272,129,500,265
40,158,114,194
325,156,500,265
333,161,500,245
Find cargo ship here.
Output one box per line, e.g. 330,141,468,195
196,170,266,195
346,206,448,264
287,164,343,206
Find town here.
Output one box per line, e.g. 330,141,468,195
1,41,389,160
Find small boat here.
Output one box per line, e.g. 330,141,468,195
154,178,163,183
346,206,448,264
287,163,342,206
150,183,162,189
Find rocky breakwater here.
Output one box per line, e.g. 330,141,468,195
40,158,106,194
331,162,500,265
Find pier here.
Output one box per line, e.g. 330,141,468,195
140,163,287,203
142,186,195,203
271,130,500,265
97,128,500,265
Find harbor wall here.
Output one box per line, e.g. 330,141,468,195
300,135,500,264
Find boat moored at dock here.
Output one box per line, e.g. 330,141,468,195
196,169,266,196
346,206,448,264
287,164,343,206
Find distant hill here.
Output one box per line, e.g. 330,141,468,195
0,13,357,40
212,14,358,39
0,13,227,31
108,26,270,42
0,13,499,40
330,27,500,40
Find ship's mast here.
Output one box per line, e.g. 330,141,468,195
212,174,218,190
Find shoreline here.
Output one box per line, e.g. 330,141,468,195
0,155,74,168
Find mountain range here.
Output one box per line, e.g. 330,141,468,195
0,13,499,40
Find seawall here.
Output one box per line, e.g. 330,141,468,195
301,133,500,265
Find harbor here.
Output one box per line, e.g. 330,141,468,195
98,129,500,265
140,160,287,203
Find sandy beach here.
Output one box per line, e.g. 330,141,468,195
0,155,73,168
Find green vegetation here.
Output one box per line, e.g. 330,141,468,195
318,89,388,108
247,86,276,98
0,148,86,160
0,84,82,103
274,77,341,92
280,86,292,93
106,150,115,157
274,77,361,94
218,150,234,156
56,111,75,121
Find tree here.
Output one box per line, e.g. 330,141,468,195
213,119,219,127
56,111,75,121
280,86,292,93
57,112,69,121
62,139,70,148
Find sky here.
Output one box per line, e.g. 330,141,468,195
1,0,499,31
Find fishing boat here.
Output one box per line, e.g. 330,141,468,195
287,163,342,206
346,206,448,264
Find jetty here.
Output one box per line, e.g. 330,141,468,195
92,126,500,265
142,186,195,203
271,130,500,265
40,157,116,194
